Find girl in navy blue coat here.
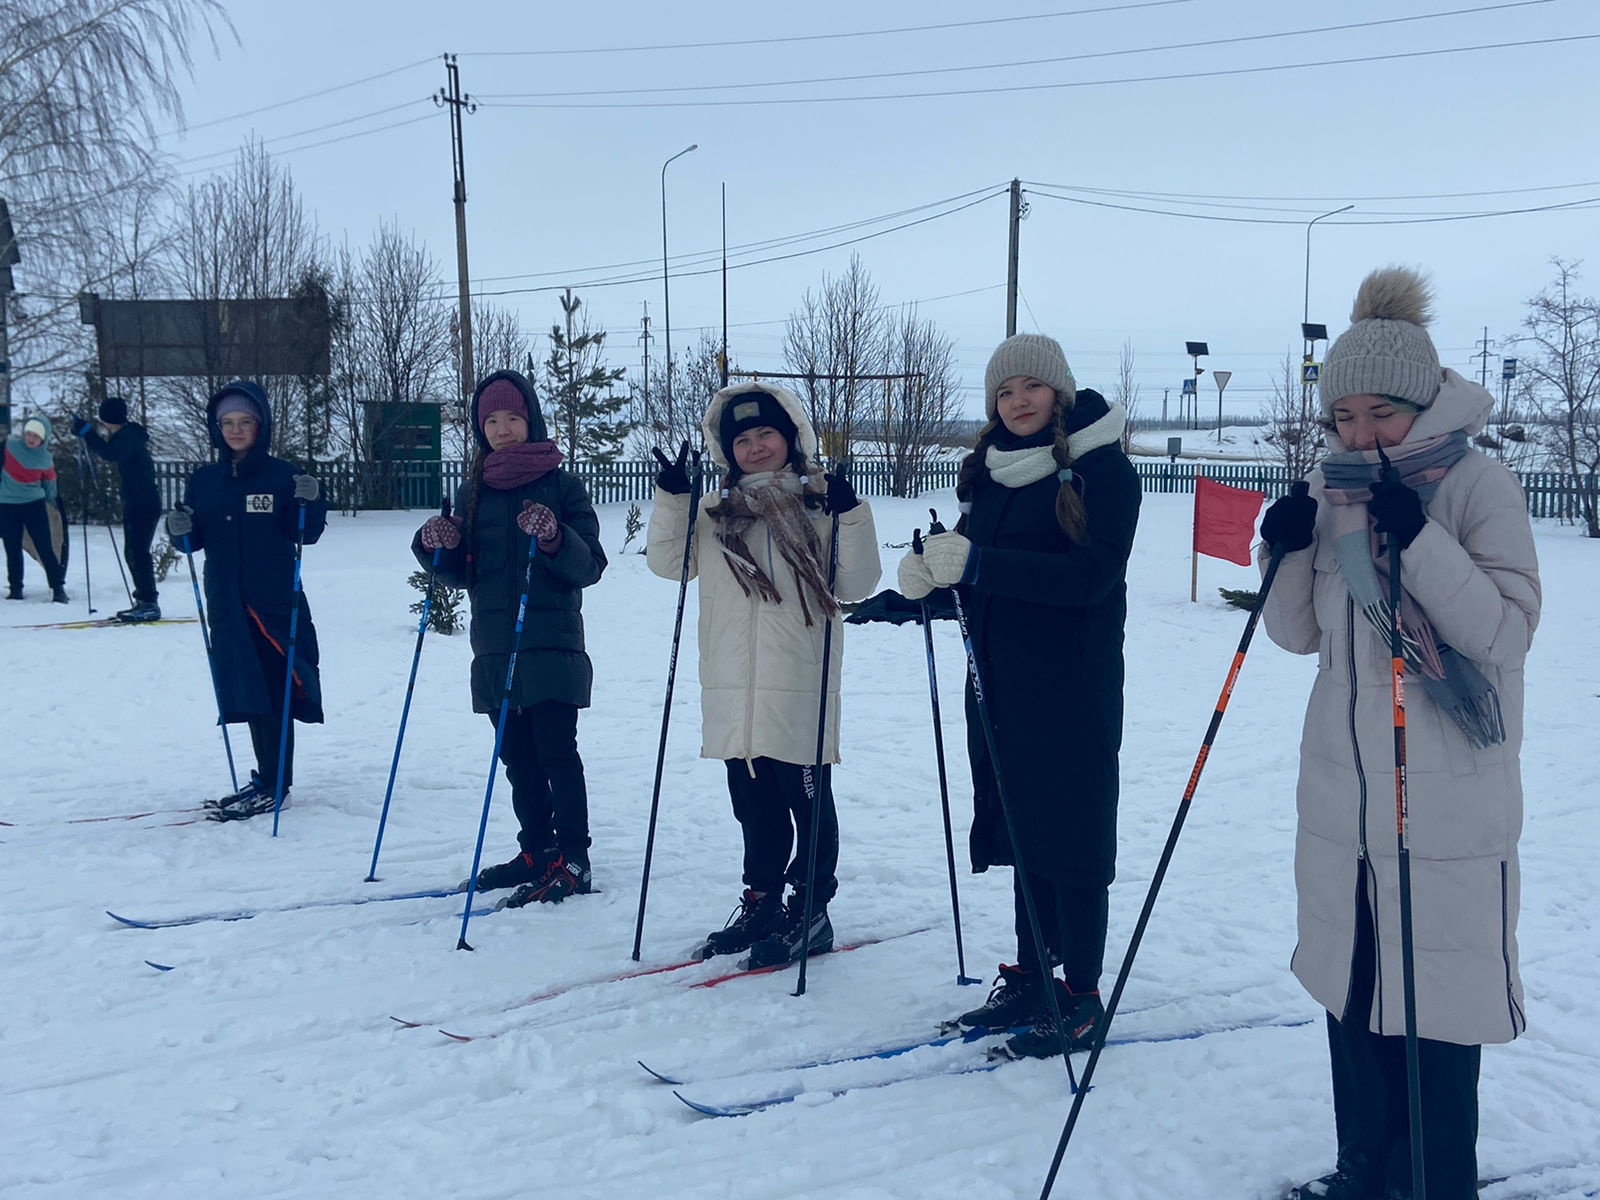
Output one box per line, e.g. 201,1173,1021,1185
167,381,327,819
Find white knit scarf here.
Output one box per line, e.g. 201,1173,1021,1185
982,402,1128,490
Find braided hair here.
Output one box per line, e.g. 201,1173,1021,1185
955,396,1088,544
457,443,488,589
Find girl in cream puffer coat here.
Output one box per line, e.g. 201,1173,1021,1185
647,382,880,969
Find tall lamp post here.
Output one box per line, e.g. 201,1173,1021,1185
1185,341,1208,431
661,143,698,431
1303,204,1354,326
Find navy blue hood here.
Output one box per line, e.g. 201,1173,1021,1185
207,380,273,458
470,370,548,453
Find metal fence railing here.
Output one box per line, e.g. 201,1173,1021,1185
147,457,1597,521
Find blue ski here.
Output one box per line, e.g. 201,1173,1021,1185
671,1014,1315,1117
106,884,476,929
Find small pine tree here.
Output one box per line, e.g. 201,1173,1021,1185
621,502,643,554
409,570,466,634
544,289,630,464
1217,587,1260,611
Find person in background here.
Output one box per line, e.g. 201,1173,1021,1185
73,396,163,622
2,414,68,603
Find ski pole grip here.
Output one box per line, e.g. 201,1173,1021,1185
927,507,946,537
441,496,452,519
912,528,924,555
1268,479,1312,559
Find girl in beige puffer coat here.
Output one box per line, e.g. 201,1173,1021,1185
1261,268,1541,1200
647,382,880,970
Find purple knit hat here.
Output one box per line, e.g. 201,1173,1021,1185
476,378,529,432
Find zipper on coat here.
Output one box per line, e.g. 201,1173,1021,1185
1347,593,1384,1032
1501,861,1525,1035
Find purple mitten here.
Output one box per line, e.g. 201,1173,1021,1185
420,515,462,550
517,501,559,542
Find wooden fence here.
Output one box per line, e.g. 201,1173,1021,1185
148,457,1595,520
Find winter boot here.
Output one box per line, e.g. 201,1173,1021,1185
502,851,593,908
1284,1154,1383,1200
6,585,20,600
954,964,1046,1032
474,850,542,892
745,889,834,969
116,601,162,623
698,889,785,959
51,584,69,604
999,983,1105,1060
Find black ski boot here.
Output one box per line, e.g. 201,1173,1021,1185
953,964,1045,1033
6,585,21,600
51,584,69,604
502,852,593,908
999,983,1105,1060
698,888,785,959
474,850,541,892
746,889,834,969
206,772,288,821
116,601,162,623
1283,1154,1382,1200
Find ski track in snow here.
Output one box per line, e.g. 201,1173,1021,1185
2,494,1595,1199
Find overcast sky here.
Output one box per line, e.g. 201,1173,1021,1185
158,0,1600,419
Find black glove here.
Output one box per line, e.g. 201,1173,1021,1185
1369,476,1426,550
71,415,93,438
824,471,859,515
652,441,692,495
1260,488,1317,553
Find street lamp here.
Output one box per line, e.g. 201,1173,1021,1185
660,144,698,426
1303,204,1354,326
1185,341,1208,430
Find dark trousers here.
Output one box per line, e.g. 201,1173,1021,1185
724,757,838,903
1,499,65,590
1326,867,1482,1200
1014,869,1109,994
123,503,160,603
491,701,590,860
246,618,295,790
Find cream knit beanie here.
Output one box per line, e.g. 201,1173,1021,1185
983,333,1077,419
1320,266,1443,414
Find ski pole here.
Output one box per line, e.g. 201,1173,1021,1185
632,447,702,961
183,534,240,794
793,501,842,999
1377,445,1427,1200
1036,480,1309,1200
269,501,308,838
928,510,1077,1091
367,497,452,882
913,527,980,987
79,472,94,615
77,439,132,605
457,524,542,951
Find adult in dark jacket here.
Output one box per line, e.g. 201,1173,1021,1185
166,381,326,820
413,370,606,906
73,396,164,621
899,334,1140,1061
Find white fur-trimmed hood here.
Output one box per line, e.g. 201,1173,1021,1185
701,380,820,469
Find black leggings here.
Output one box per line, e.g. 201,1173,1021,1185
1013,869,1109,994
1,499,65,590
492,701,590,860
1325,866,1482,1200
246,618,295,790
123,503,160,603
724,758,838,903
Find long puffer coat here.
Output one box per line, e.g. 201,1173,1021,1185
182,382,327,724
959,391,1141,889
1263,369,1541,1046
412,371,606,713
645,382,881,766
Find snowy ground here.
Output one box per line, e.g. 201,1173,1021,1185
3,493,1596,1200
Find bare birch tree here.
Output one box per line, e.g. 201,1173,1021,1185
784,254,884,460
1113,339,1141,454
869,305,960,496
1519,258,1600,536
1262,349,1323,481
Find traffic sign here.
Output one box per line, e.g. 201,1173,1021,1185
1213,370,1232,394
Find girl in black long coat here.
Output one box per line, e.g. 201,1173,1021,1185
413,371,606,907
899,333,1140,1060
166,381,327,820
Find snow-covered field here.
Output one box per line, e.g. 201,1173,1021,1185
3,493,1596,1200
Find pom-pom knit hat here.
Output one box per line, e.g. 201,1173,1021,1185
983,334,1077,419
1320,266,1443,414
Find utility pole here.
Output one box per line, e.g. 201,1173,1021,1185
720,182,729,389
1162,386,1169,425
0,197,16,437
1005,178,1023,338
1476,326,1492,389
436,55,477,417
639,302,653,428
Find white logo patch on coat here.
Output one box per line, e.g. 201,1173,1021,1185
245,493,275,514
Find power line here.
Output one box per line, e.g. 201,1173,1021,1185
168,99,433,169
479,32,1600,109
1021,178,1600,204
478,2,1550,101
1024,187,1600,225
158,57,437,137
171,112,440,178
458,0,1191,58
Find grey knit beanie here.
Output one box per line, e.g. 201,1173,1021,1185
983,333,1077,419
1319,266,1442,415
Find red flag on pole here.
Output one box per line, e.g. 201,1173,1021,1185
1193,474,1265,566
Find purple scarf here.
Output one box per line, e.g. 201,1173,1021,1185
482,440,562,490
